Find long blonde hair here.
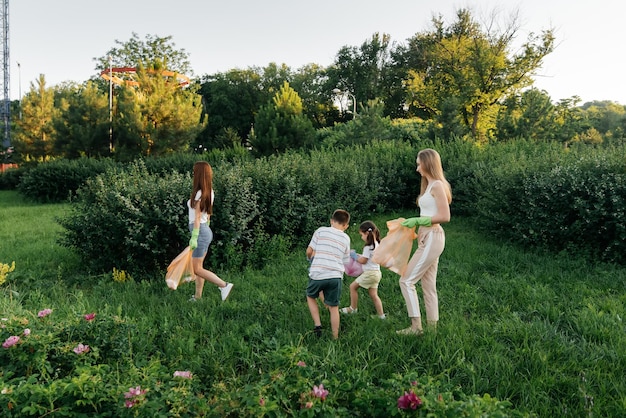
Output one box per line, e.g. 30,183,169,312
191,161,214,215
416,149,452,205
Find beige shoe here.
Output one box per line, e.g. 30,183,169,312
396,327,424,336
340,306,358,314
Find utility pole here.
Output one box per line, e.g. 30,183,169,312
0,0,10,149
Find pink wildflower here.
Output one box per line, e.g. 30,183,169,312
38,309,52,318
83,313,96,321
73,343,90,354
173,371,192,379
304,401,313,409
397,390,422,410
259,397,265,406
123,385,147,408
2,335,20,348
22,328,31,336
125,386,146,398
297,361,306,367
312,384,329,400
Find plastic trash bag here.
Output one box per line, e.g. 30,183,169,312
165,246,194,290
372,218,418,276
344,257,363,277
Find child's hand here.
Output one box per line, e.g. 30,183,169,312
350,250,359,260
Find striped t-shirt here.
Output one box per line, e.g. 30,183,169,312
308,226,351,280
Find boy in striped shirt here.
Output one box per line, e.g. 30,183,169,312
305,209,351,339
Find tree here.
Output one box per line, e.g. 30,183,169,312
402,8,554,140
53,81,110,158
290,63,337,129
327,33,394,119
196,68,265,149
250,82,315,156
495,88,557,140
14,75,59,160
93,33,192,77
113,65,206,160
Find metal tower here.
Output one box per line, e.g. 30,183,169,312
0,0,9,148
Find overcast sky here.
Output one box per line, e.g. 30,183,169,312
9,0,626,105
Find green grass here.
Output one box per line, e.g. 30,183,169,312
1,190,625,416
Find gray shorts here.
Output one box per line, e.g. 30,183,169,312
189,223,213,258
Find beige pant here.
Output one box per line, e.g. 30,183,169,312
399,225,445,321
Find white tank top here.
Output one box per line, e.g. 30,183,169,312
418,181,439,217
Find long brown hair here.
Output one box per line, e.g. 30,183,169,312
191,161,213,215
416,149,452,205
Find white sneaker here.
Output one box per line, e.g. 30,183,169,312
220,283,233,301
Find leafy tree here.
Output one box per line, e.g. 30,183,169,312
250,82,315,156
580,101,626,137
495,88,557,140
113,65,205,160
402,8,555,140
196,68,265,149
328,33,394,120
53,81,111,158
93,32,192,77
13,75,59,160
552,96,585,146
290,63,337,129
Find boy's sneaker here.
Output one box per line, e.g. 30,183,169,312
314,325,322,337
371,314,387,320
220,283,234,301
340,306,357,314
188,295,198,302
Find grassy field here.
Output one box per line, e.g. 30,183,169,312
1,189,625,416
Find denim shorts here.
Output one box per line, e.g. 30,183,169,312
189,223,213,258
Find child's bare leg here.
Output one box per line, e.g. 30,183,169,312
307,296,321,327
328,305,340,339
368,287,384,316
348,280,360,310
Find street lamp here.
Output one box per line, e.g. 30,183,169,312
17,61,21,119
108,55,113,152
332,88,357,118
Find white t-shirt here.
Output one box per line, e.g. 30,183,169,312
187,189,215,224
361,244,381,272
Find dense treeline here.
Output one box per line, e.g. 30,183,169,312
2,8,625,165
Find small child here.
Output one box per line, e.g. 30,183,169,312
305,209,351,339
340,221,386,319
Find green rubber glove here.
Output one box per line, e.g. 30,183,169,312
189,228,199,250
401,217,432,228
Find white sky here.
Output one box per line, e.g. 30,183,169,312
9,0,626,105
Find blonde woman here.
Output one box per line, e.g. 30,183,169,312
397,149,452,335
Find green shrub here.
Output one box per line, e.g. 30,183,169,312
18,158,120,203
58,161,190,277
472,144,626,264
0,166,27,190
